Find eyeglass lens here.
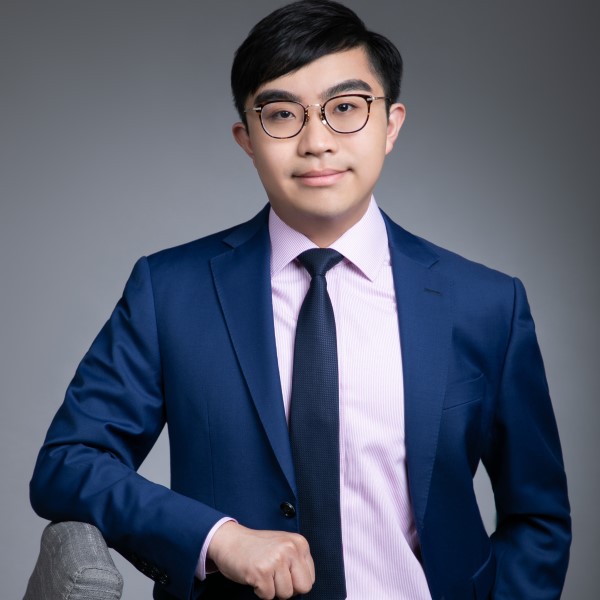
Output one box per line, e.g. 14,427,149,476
260,95,371,138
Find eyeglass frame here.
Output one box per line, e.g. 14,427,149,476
244,94,390,139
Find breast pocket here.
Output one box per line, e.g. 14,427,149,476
439,373,486,472
443,373,485,411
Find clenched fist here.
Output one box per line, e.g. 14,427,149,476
207,521,315,599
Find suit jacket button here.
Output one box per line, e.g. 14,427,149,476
280,501,296,518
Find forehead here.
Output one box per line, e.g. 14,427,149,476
251,47,383,103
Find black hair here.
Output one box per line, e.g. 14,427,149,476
231,0,403,123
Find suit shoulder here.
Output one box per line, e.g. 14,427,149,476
143,207,269,275
386,214,514,285
428,237,514,286
383,213,519,312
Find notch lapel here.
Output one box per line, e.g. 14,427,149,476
384,214,453,531
210,209,296,493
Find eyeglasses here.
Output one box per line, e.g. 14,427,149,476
245,94,389,139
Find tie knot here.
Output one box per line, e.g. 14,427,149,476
297,248,343,278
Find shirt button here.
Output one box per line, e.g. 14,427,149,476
280,501,296,518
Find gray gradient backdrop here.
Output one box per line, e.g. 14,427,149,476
2,1,597,598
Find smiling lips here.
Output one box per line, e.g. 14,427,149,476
294,169,348,186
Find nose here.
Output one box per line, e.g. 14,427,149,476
296,105,338,156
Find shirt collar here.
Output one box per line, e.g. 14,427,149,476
268,197,390,282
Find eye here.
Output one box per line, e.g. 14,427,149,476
261,102,300,122
271,110,295,121
334,102,357,113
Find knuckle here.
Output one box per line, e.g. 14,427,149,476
248,576,273,600
282,539,298,553
254,561,272,578
292,533,309,552
296,581,313,594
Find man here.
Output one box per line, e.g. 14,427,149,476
30,1,571,599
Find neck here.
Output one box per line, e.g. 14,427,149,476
272,203,371,248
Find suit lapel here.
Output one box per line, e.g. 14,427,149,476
208,207,453,516
384,213,453,531
210,208,296,493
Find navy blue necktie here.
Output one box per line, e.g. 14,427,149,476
289,248,347,600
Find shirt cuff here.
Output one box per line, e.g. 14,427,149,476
195,517,237,580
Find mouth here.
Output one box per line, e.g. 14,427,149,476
293,168,348,187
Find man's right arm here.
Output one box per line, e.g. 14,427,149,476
29,258,227,599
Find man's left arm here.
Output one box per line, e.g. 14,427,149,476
484,277,571,598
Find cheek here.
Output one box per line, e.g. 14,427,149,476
253,141,290,171
356,143,387,181
252,151,287,193
352,127,387,159
251,146,276,175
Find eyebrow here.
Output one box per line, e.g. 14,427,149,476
252,78,374,107
323,79,373,99
253,89,302,106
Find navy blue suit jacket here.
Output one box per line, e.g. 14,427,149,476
31,206,570,599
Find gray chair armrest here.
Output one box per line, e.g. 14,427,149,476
24,521,123,600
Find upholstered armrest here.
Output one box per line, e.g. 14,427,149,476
24,521,123,600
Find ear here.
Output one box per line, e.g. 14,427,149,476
232,121,255,160
385,103,406,155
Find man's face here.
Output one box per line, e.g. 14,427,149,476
233,47,405,246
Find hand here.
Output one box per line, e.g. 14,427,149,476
207,521,315,599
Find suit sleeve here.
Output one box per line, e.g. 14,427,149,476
484,277,571,599
30,257,227,599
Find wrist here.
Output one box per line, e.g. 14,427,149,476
197,517,237,580
207,520,243,567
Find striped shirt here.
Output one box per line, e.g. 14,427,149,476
269,198,431,599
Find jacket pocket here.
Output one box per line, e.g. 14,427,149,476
472,545,496,599
443,373,485,410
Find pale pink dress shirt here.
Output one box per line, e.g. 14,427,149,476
199,199,431,599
